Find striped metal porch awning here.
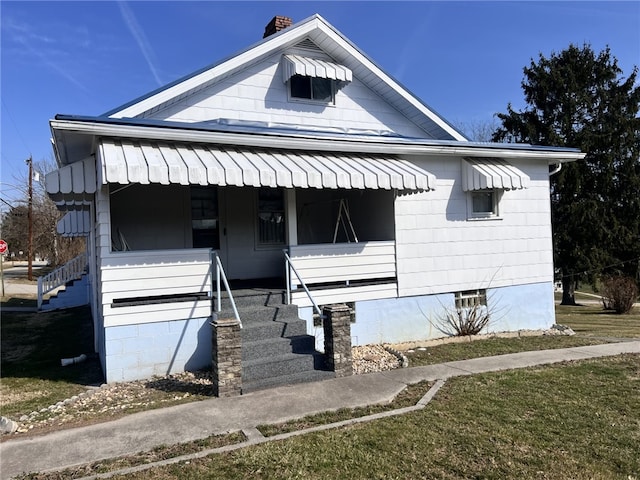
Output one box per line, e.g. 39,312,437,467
57,209,91,237
45,156,97,202
462,158,530,191
97,139,436,191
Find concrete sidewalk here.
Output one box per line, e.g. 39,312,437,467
1,341,639,479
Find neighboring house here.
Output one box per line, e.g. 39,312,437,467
46,14,584,385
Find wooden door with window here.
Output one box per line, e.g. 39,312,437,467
218,187,286,280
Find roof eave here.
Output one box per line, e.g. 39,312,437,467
50,116,585,165
103,14,466,142
105,15,324,119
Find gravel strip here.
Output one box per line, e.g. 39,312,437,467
6,345,402,436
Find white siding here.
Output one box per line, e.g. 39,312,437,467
289,241,396,284
288,241,398,307
395,157,554,297
100,249,212,328
144,52,429,139
95,186,111,365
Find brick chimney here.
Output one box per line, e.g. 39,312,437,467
263,16,293,38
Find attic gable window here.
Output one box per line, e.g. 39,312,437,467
290,75,333,102
282,54,352,103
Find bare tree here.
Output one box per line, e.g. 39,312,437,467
455,118,500,142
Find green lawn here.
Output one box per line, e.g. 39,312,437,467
2,303,638,425
557,304,640,338
98,354,639,480
406,334,606,367
3,300,640,479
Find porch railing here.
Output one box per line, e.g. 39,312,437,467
212,250,242,329
37,253,87,309
284,250,324,319
286,241,398,308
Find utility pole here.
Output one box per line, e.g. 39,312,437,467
26,156,33,281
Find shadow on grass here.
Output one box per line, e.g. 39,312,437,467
1,305,104,386
1,296,38,308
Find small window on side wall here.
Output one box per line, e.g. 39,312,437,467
290,75,334,103
469,190,500,219
455,289,487,310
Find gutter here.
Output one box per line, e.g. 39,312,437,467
50,117,586,163
549,163,563,176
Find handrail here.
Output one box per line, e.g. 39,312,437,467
37,253,87,309
284,250,324,319
211,250,242,329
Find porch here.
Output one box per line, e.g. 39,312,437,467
96,242,395,385
98,242,398,327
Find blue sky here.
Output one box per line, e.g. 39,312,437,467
1,1,638,205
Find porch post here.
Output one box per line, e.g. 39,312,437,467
211,317,242,397
322,304,353,377
285,188,297,246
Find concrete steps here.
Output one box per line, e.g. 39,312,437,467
40,274,90,311
215,287,333,393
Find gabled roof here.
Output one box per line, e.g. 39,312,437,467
104,14,467,141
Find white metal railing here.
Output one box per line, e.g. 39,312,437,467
284,250,324,319
212,250,242,329
37,253,87,309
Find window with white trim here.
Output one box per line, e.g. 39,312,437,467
468,190,500,219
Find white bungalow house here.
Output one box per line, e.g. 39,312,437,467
45,14,584,388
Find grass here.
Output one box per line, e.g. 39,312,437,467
256,380,433,437
0,306,104,420
88,354,640,479
557,304,640,338
2,299,640,478
405,334,607,367
2,303,638,429
1,296,37,308
12,431,247,480
1,308,218,429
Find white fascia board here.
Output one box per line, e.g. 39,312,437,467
50,119,585,163
110,18,323,119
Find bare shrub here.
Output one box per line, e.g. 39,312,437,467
436,304,491,336
601,275,638,314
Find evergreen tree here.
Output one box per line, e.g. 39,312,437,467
492,44,640,304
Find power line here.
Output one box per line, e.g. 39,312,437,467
560,256,640,279
1,98,32,155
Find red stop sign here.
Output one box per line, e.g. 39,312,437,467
0,240,7,254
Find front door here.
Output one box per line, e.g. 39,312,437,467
219,187,286,281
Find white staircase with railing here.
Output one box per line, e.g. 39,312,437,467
38,253,89,311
